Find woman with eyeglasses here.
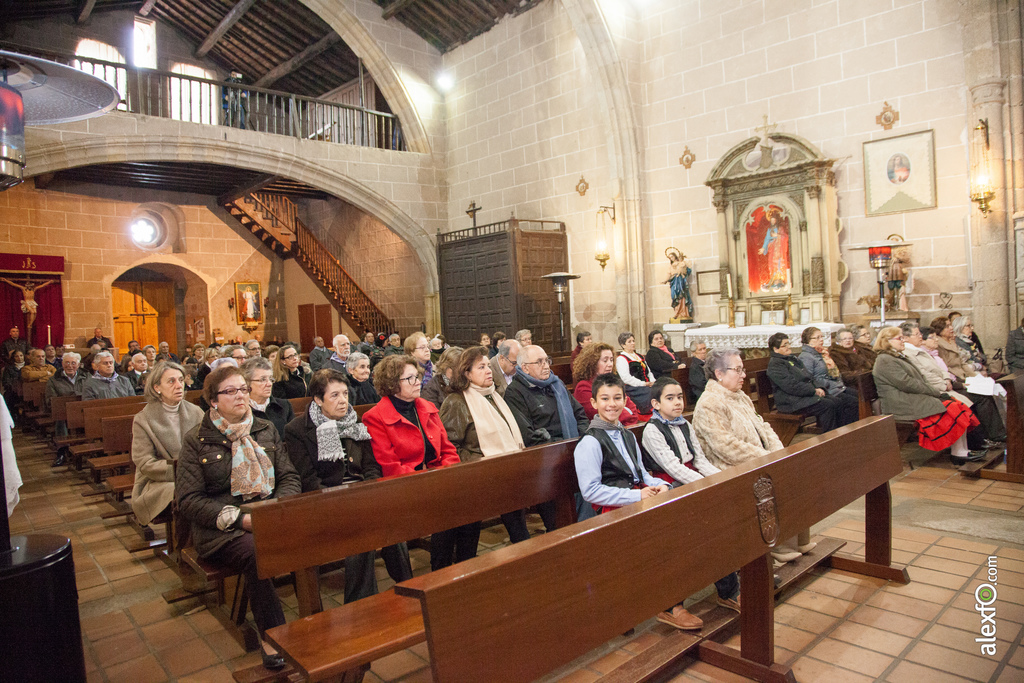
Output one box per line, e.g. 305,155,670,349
404,331,435,385
848,324,878,365
872,327,983,466
361,355,464,570
243,356,294,437
765,332,846,432
798,327,859,426
270,343,308,399
175,364,301,671
692,347,814,564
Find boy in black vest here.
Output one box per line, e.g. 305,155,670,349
641,376,741,613
574,373,705,630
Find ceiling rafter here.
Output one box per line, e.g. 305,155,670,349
196,0,260,58
254,33,340,87
77,0,98,23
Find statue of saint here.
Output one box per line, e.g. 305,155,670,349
0,277,55,333
664,247,693,322
886,246,913,311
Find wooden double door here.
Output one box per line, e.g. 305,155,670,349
111,281,177,355
298,303,334,353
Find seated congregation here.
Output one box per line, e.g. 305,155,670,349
0,316,1010,678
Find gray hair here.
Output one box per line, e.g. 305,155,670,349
898,322,919,337
848,324,869,341
221,344,242,356
951,315,971,336
516,344,541,368
705,347,741,381
387,333,401,344
688,340,706,352
332,334,350,347
210,357,238,371
836,328,855,340
144,361,186,403
347,351,369,371
514,329,532,342
617,331,634,347
497,339,520,360
245,339,261,350
63,352,81,363
94,350,113,362
241,356,272,380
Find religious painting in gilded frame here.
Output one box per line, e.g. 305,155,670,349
744,203,793,295
863,130,936,216
235,282,263,326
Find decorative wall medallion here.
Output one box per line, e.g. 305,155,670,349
939,292,953,309
575,176,589,196
875,101,899,130
753,475,779,547
679,146,696,169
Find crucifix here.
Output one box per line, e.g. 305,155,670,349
755,114,778,142
0,276,55,338
466,201,481,227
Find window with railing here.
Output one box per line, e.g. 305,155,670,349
74,39,127,109
170,63,218,125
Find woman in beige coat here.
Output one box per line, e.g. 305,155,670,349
692,347,814,564
130,362,204,526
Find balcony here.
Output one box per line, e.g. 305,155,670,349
5,44,406,152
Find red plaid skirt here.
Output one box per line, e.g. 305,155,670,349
917,399,979,451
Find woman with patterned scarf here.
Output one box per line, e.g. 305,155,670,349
176,365,300,671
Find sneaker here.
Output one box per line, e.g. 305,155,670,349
717,595,740,613
771,549,801,563
967,450,989,462
797,541,817,554
261,653,286,671
657,606,703,631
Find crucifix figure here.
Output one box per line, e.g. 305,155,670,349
754,115,779,169
0,277,55,335
466,201,481,227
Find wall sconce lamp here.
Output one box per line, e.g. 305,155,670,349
970,118,995,216
595,205,615,271
227,297,235,310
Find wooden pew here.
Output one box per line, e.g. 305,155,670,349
752,370,805,446
963,371,1024,484
289,396,313,414
396,417,909,683
551,362,573,387
244,430,596,683
70,401,147,470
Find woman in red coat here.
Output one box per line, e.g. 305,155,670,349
572,342,647,425
362,355,470,571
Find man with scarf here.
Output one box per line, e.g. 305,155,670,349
326,334,351,375
82,351,136,400
284,370,409,599
504,344,589,531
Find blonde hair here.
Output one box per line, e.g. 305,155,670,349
272,344,298,382
403,331,427,355
873,327,902,352
143,361,186,403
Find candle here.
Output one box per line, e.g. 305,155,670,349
47,325,51,345
726,274,733,300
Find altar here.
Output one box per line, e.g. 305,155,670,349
668,322,847,353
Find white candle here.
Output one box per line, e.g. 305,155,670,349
47,325,51,345
726,274,733,299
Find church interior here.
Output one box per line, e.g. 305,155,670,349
0,0,1022,681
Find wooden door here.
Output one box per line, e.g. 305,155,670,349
111,281,176,354
298,303,335,352
315,304,333,343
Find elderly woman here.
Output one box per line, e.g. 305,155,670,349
952,315,988,375
573,342,645,425
872,327,982,465
645,329,685,376
195,347,221,388
765,333,845,432
404,332,435,385
930,317,1005,442
440,346,529,545
271,344,308,400
175,364,300,671
429,335,446,363
362,355,463,570
616,332,654,414
799,327,859,425
130,362,204,528
344,351,381,406
693,347,814,562
849,324,878,364
421,346,464,409
829,327,874,384
687,341,709,402
141,344,158,369
283,369,408,594
243,357,294,437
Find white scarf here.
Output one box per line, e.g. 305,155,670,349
463,382,524,456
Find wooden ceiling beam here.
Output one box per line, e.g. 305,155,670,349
76,0,97,23
137,0,158,16
382,0,418,20
254,33,341,87
197,0,259,58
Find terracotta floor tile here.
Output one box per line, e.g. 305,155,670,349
409,641,430,661
885,660,973,683
993,584,1024,605
999,548,1024,562
925,493,978,505
393,668,435,683
185,608,225,636
1010,645,1024,669
969,498,1022,511
806,638,893,677
110,572,156,595
773,603,839,633
786,590,858,618
922,622,1017,657
371,649,429,682
996,557,1024,574
81,609,133,641
128,597,181,626
177,663,237,683
803,575,880,603
912,554,982,577
891,528,940,544
103,653,169,683
142,616,197,651
204,628,246,661
882,578,958,605
772,623,817,653
676,659,757,682
556,669,602,683
78,583,114,603
821,527,866,543
865,592,944,622
76,569,108,590
992,568,1024,589
996,666,1024,683
906,641,999,680
950,591,1024,623
936,537,998,555
904,566,969,591
92,629,149,668
791,657,875,683
157,637,219,678
937,608,1022,642
86,669,104,683
828,620,913,656
816,568,888,588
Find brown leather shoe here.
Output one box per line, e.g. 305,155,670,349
657,606,703,631
717,595,740,613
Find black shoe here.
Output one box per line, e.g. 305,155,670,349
51,453,66,467
773,574,781,588
951,455,967,467
968,450,989,462
261,653,286,671
982,440,1001,450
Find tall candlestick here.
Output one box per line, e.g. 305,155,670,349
47,325,51,345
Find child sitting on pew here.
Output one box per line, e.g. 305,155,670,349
641,376,741,613
573,373,704,631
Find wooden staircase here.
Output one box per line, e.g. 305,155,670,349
223,192,394,336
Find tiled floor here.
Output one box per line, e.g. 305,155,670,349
6,428,1023,682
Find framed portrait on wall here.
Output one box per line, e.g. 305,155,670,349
863,130,936,216
195,318,206,343
235,282,263,326
696,270,721,295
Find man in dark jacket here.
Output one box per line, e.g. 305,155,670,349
1006,318,1024,373
85,327,114,349
765,333,843,432
1,327,28,366
45,351,90,466
688,341,709,402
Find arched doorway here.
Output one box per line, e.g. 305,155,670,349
111,264,209,356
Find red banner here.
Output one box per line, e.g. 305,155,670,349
0,253,66,275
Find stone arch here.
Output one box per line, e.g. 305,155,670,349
25,133,439,293
299,0,432,156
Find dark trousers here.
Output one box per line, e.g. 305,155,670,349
795,397,842,432
715,571,739,600
381,543,413,583
208,533,284,637
968,393,1006,441
500,510,531,543
535,499,560,531
833,387,860,427
430,522,481,571
341,551,379,604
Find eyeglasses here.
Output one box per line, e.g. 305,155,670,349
282,353,298,360
399,374,422,385
414,344,430,351
250,377,273,384
218,386,250,396
726,366,746,375
524,357,553,367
